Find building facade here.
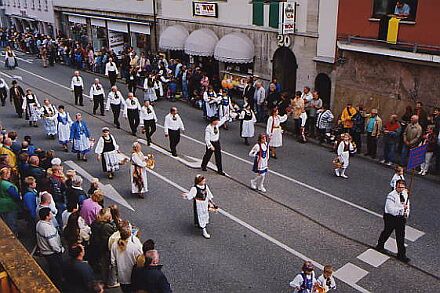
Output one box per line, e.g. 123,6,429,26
335,0,440,118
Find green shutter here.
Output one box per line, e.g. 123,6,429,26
269,2,280,29
253,0,264,26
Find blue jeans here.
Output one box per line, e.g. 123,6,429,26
182,81,189,100
401,144,410,166
0,211,17,234
384,141,396,163
256,104,265,122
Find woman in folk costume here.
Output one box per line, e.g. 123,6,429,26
22,89,41,127
203,86,220,119
70,113,91,161
249,134,269,192
56,105,72,152
218,89,234,130
182,174,218,239
95,127,120,179
130,141,148,199
239,103,257,145
266,107,288,159
40,99,58,139
143,74,158,102
335,133,356,179
4,46,17,70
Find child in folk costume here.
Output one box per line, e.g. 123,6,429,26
130,142,148,199
4,46,17,69
70,113,91,161
22,89,41,127
266,107,289,159
390,165,405,190
289,261,318,293
249,134,269,192
182,174,218,239
239,103,257,145
41,99,58,139
95,127,120,179
298,109,308,143
335,133,356,179
203,87,220,119
316,265,336,293
56,105,72,152
218,89,234,130
143,74,158,102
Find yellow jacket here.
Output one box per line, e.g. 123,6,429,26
340,107,357,129
0,146,17,171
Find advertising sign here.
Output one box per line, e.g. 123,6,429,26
281,1,296,35
407,144,427,171
193,2,218,18
108,31,125,56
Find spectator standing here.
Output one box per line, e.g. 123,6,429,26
364,109,383,159
64,244,96,292
67,175,88,208
291,91,305,137
316,105,334,144
401,115,422,166
419,125,437,176
340,103,357,135
0,167,20,234
253,81,266,122
381,115,401,166
307,90,322,138
80,189,104,226
414,101,428,130
266,83,279,111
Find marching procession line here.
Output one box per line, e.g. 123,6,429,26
3,63,425,243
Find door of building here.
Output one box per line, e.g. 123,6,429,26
314,73,331,106
272,47,297,94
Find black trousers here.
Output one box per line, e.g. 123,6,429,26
168,129,180,156
201,140,222,172
93,94,104,115
0,88,7,106
111,104,121,127
352,131,362,154
44,253,64,288
108,71,117,86
73,85,83,105
12,98,23,117
366,132,378,157
128,81,137,95
377,213,406,257
127,109,140,134
143,119,156,142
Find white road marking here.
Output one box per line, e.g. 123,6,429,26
384,238,408,254
334,263,369,287
0,71,12,78
7,63,425,242
405,226,425,242
357,249,390,268
145,165,370,293
16,56,33,64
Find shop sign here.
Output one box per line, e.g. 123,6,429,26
193,2,218,18
281,0,296,35
108,31,125,55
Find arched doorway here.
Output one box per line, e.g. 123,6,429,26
314,73,331,106
272,47,297,95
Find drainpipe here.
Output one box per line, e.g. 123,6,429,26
153,0,158,52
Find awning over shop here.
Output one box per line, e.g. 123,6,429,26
130,23,151,35
68,15,86,25
184,28,218,57
91,18,106,28
159,25,189,51
214,32,254,64
108,21,128,33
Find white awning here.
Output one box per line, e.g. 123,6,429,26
130,23,150,35
184,28,218,57
68,15,86,25
159,25,189,51
214,32,254,64
91,18,106,28
108,21,128,33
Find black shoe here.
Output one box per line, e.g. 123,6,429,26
80,104,84,106
101,113,105,116
116,125,120,129
375,245,386,254
93,112,96,115
77,154,81,160
172,153,177,157
131,132,137,136
201,167,207,171
217,171,226,176
397,256,410,263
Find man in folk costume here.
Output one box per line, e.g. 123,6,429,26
239,103,257,145
182,175,218,239
164,107,185,157
130,141,148,199
249,134,269,192
123,92,141,136
0,77,9,107
9,80,25,118
89,78,105,116
70,71,84,106
41,99,58,139
95,127,121,179
140,100,157,146
70,113,91,161
105,86,126,129
22,89,41,127
201,115,229,176
56,105,72,152
266,107,288,159
105,57,119,87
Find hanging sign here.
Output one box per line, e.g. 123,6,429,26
193,2,218,18
281,1,296,35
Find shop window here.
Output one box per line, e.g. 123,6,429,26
252,0,264,26
269,1,279,29
372,0,418,21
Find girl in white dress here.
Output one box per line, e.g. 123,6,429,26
130,142,148,198
56,105,72,151
22,89,41,127
95,127,121,179
335,133,356,179
266,107,288,159
249,134,269,192
4,46,17,69
239,103,257,145
182,175,217,239
203,87,220,119
218,89,234,129
143,74,158,102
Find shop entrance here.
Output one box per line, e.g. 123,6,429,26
314,73,331,106
272,47,297,95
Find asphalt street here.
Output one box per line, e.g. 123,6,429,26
0,53,439,292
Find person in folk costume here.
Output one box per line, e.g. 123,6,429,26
56,105,72,152
335,133,356,179
289,261,318,293
126,66,139,96
70,70,84,106
140,100,157,146
130,141,148,199
123,92,142,136
41,99,58,139
9,80,25,118
143,74,158,102
154,73,164,99
249,134,269,192
4,46,17,69
218,89,234,130
105,57,119,87
0,78,9,107
105,86,126,129
203,86,220,120
70,113,91,161
239,103,257,146
182,174,218,239
89,78,106,116
266,107,289,159
95,127,121,179
201,115,229,176
22,89,41,127
298,109,308,143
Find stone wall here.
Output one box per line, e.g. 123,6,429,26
333,51,440,119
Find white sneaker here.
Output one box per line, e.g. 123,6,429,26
380,160,385,164
421,171,427,176
386,162,392,166
250,179,257,190
202,228,211,239
335,169,341,177
341,174,348,179
418,170,423,175
258,186,267,193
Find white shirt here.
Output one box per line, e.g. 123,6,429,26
89,83,105,97
123,97,141,117
70,76,84,89
0,78,9,90
390,174,405,189
106,91,126,110
204,116,228,148
316,275,336,292
140,105,157,122
164,113,184,135
385,189,410,217
105,62,119,75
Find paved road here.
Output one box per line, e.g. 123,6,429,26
1,54,439,292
